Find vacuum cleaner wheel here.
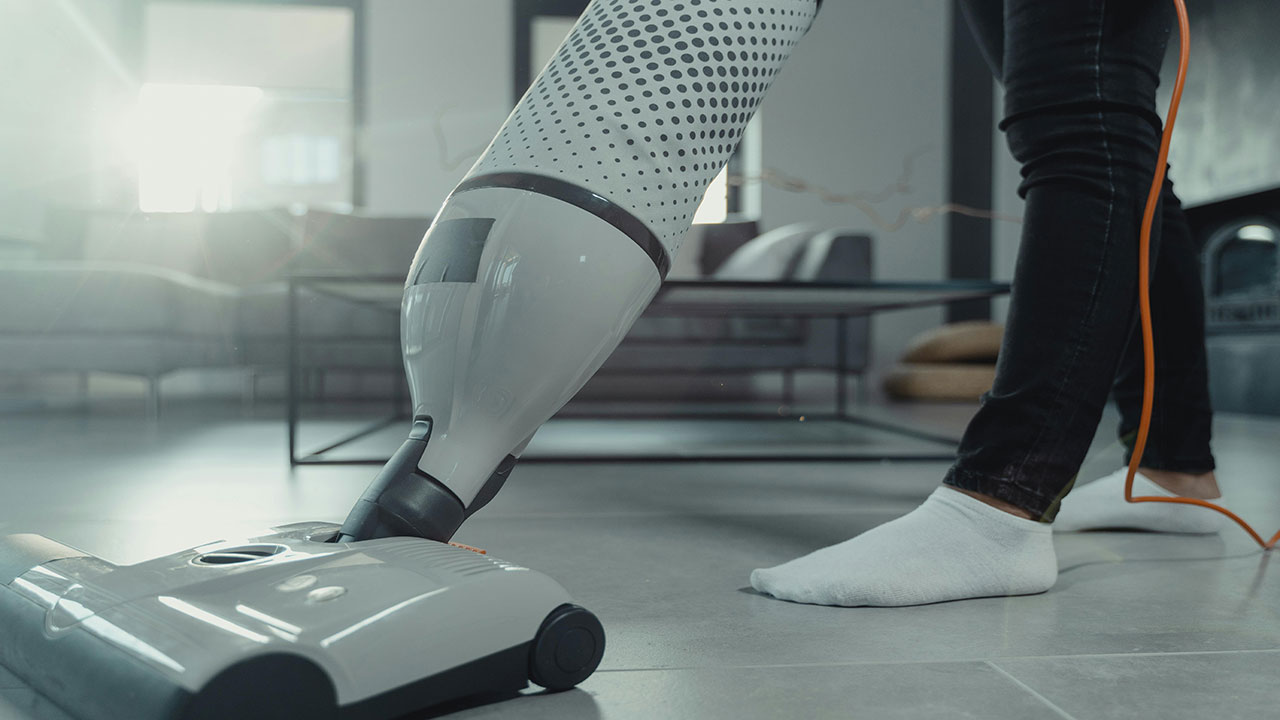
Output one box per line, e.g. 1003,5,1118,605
528,604,606,692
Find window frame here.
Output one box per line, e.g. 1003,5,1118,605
131,0,366,206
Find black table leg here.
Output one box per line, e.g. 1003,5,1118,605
835,314,848,419
287,280,299,466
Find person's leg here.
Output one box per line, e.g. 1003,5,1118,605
957,0,1003,78
753,0,1175,606
942,0,1175,522
963,0,1219,521
1114,180,1216,483
1054,178,1223,533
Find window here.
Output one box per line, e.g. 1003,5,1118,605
129,1,356,211
261,134,343,187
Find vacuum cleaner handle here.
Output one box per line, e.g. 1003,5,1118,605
341,0,822,543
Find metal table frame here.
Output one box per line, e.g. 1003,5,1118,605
287,275,1009,465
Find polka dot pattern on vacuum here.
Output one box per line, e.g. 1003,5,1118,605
467,0,819,255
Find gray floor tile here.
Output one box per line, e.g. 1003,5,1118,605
425,662,1064,720
992,651,1280,720
301,416,958,463
2,403,1279,720
528,417,955,459
0,690,72,720
481,459,945,519
447,514,1280,672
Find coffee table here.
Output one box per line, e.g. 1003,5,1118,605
286,275,1009,465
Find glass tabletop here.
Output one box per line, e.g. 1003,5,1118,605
290,275,1010,317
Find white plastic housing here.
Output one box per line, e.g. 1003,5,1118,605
397,0,819,509
404,187,661,505
4,523,572,706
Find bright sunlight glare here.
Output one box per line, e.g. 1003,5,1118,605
118,83,263,212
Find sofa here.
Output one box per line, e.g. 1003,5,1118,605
5,206,430,412
591,224,872,402
1,208,872,412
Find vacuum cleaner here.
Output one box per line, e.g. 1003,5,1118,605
0,524,600,719
0,1,820,718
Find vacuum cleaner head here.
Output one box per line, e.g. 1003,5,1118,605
0,522,605,720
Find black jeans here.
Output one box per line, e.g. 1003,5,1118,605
943,0,1215,522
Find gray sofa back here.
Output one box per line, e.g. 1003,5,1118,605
597,227,874,393
202,209,299,285
80,211,209,275
41,208,298,286
289,209,431,278
0,262,240,375
39,206,434,284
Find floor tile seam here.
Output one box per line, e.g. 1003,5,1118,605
593,657,1015,675
3,508,915,524
988,647,1280,663
502,459,958,469
593,647,1280,674
476,508,914,520
982,661,1080,720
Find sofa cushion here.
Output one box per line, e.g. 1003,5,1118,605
0,262,238,336
288,210,431,277
0,335,236,375
696,220,760,276
237,282,401,368
712,223,819,280
202,209,299,285
79,211,211,276
237,282,400,339
0,262,240,375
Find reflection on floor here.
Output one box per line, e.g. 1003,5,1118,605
1,401,1277,720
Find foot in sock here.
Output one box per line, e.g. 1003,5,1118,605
750,487,1057,607
1053,467,1224,534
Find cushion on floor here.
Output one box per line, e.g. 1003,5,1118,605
883,363,996,402
900,321,1004,364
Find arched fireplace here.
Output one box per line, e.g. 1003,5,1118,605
1191,188,1280,415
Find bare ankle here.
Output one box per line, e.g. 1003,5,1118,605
1137,467,1221,500
947,487,1036,520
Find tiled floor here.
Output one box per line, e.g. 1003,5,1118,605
1,401,1278,719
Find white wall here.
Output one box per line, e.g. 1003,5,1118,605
1158,0,1280,205
364,0,515,215
146,3,353,91
756,1,953,387
0,0,132,243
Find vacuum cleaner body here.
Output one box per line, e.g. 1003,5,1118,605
340,0,821,543
0,524,605,720
401,187,662,508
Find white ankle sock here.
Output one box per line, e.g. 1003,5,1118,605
750,487,1057,607
1053,468,1224,534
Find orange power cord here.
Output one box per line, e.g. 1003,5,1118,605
1125,0,1280,550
